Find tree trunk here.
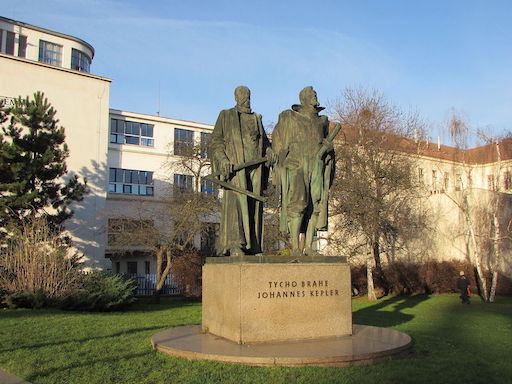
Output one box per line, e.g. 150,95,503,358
156,247,172,291
367,258,377,301
468,222,489,302
489,271,498,303
372,239,389,295
154,246,172,302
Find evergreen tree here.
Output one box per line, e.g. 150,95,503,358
0,92,88,234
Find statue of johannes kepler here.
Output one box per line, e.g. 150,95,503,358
208,86,274,256
272,86,339,256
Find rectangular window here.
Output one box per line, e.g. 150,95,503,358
71,48,91,73
144,261,150,275
0,30,3,52
107,218,154,246
443,172,449,193
6,31,15,55
115,261,121,274
432,170,438,193
487,174,495,191
127,262,138,275
108,167,154,196
18,35,27,58
504,171,511,190
39,40,63,66
174,128,194,156
201,223,219,252
503,171,512,190
201,177,218,196
418,168,424,185
200,132,212,158
109,118,154,147
174,174,193,191
455,174,462,191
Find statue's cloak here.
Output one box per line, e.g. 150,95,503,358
209,107,269,254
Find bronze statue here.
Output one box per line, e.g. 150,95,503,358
272,86,338,256
209,86,272,256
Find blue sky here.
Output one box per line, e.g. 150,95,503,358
5,0,512,144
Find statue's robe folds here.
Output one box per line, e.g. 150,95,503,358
272,106,335,234
210,107,270,255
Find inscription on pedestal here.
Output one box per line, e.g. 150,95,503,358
257,280,339,299
202,261,352,344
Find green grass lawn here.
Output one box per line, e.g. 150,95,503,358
0,295,511,384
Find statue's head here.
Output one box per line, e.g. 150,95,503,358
235,86,251,110
299,86,319,108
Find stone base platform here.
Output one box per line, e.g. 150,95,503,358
152,324,413,367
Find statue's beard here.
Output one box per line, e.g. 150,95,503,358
236,101,252,114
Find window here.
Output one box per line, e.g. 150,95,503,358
201,177,218,196
432,170,438,192
107,218,154,246
487,174,496,191
0,30,3,51
201,223,219,252
504,171,511,190
110,118,154,147
418,168,424,185
18,35,27,58
5,31,15,55
200,132,212,158
174,174,193,191
144,261,151,275
443,172,449,193
174,128,194,156
455,174,462,191
115,261,121,274
39,40,62,66
71,48,91,73
127,262,138,275
109,168,154,196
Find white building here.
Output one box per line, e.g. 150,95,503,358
0,16,214,273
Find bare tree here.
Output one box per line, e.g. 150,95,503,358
329,88,429,300
445,112,512,302
108,141,220,296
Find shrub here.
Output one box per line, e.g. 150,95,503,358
4,290,49,309
350,260,512,296
59,270,137,311
171,247,204,297
350,264,367,295
385,262,423,295
0,218,82,308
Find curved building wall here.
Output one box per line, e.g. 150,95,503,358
0,16,94,72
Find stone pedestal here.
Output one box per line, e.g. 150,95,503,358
202,255,352,344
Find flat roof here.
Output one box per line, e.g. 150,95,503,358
0,16,95,59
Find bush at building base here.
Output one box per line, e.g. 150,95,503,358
351,260,512,296
58,270,137,311
0,218,136,311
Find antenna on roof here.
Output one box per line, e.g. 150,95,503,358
157,81,161,117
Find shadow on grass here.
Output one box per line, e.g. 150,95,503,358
0,325,165,354
129,298,201,312
0,298,199,320
353,295,430,327
26,351,152,382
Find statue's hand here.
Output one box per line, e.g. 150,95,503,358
266,148,278,166
284,158,300,169
219,159,233,178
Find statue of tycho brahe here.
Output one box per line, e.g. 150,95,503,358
209,86,273,257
